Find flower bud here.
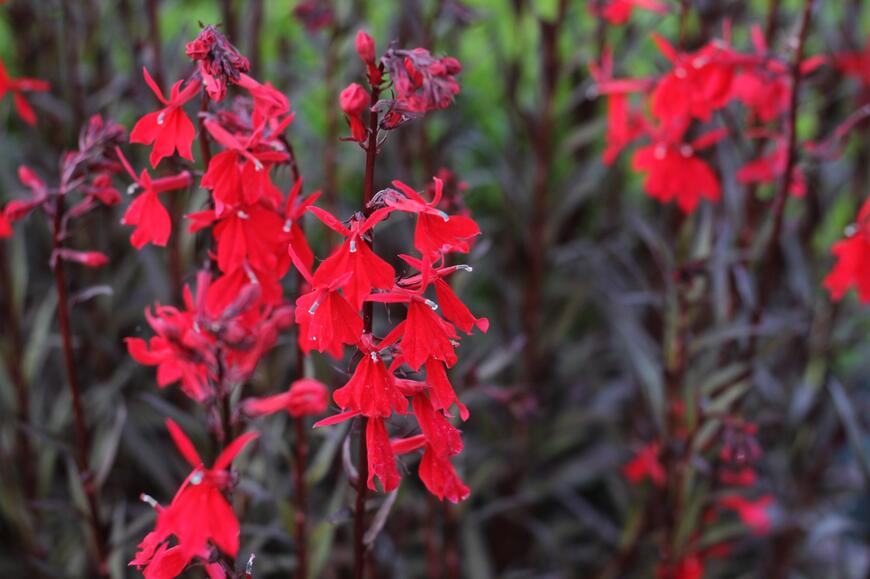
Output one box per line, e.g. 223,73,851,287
340,83,371,116
355,30,376,64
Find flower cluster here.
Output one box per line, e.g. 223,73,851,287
122,26,326,578
624,417,773,577
306,177,485,501
1,115,125,265
592,26,823,213
122,23,480,578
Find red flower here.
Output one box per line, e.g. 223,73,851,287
719,495,774,535
623,442,666,486
649,34,737,123
836,38,870,88
0,57,49,125
289,243,363,358
392,395,470,503
211,205,286,273
737,133,806,197
589,0,668,25
201,118,289,216
117,148,193,249
126,304,213,402
131,420,258,576
308,207,395,308
398,255,489,335
374,295,459,371
376,178,480,256
333,338,407,418
130,68,200,167
243,378,329,418
632,126,726,213
825,197,870,303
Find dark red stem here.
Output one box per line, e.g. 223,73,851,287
354,80,382,579
52,193,110,579
752,0,816,331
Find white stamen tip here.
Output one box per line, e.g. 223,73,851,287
308,299,321,315
190,471,203,485
283,220,293,233
140,493,158,508
127,183,140,195
370,351,378,361
424,299,439,311
238,210,250,219
253,159,264,172
436,210,450,222
157,111,166,125
845,224,858,237
456,264,473,272
349,240,357,253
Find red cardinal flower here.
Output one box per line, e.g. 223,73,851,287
201,118,289,216
650,34,737,123
373,292,459,371
589,0,668,25
376,178,480,256
131,420,258,576
243,378,329,418
332,337,407,418
211,205,286,273
117,148,193,248
623,442,666,486
307,206,395,308
390,395,469,502
0,57,49,125
719,495,774,535
825,197,870,302
289,242,362,358
398,255,489,335
632,126,726,213
126,296,214,402
130,68,200,167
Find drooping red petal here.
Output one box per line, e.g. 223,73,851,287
366,418,401,492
